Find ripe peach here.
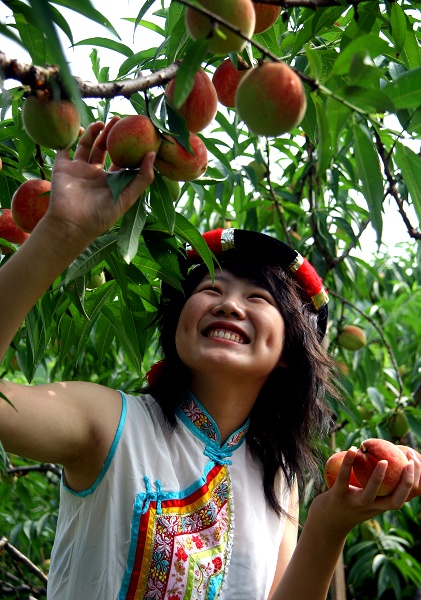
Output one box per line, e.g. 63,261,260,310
397,445,421,500
353,438,408,496
11,179,51,233
22,93,80,150
106,115,161,169
165,69,217,133
235,61,307,137
324,450,362,489
185,0,256,55
337,325,367,351
253,2,281,34
212,58,249,108
0,208,30,252
154,134,208,182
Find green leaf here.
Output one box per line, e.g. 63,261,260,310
390,2,407,55
305,45,323,81
63,233,118,285
107,170,138,204
0,22,25,47
51,0,121,39
95,313,115,364
117,197,147,264
399,14,421,70
353,124,384,243
65,275,88,319
134,0,157,30
173,213,215,279
326,96,352,153
383,68,421,110
314,96,331,176
394,142,421,223
73,38,133,58
27,0,81,104
367,387,386,413
149,174,176,234
332,35,391,76
171,39,210,109
75,282,117,356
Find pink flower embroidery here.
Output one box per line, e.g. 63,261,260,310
212,556,223,572
192,535,204,549
175,547,188,562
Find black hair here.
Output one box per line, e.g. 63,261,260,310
142,259,336,517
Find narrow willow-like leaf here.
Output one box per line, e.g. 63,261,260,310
95,313,115,365
63,233,118,285
394,142,421,223
314,97,331,176
58,313,76,359
166,104,192,153
65,275,88,319
107,170,138,204
172,39,210,109
332,35,390,76
73,37,133,57
75,282,117,356
149,174,176,234
353,124,384,244
383,67,421,110
390,2,407,55
51,0,120,39
173,213,215,278
27,0,81,104
134,0,157,31
143,230,181,280
117,197,147,264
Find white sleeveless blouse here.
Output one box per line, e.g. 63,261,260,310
47,391,290,600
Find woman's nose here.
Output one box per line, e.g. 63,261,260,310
212,296,245,318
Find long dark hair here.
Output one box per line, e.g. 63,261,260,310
142,259,336,517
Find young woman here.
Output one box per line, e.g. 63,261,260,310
0,119,419,600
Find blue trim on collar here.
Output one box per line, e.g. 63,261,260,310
175,389,249,458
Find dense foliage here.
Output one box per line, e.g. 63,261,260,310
0,1,421,597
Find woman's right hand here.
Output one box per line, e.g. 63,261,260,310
46,117,156,248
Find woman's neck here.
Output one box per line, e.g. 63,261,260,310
188,373,262,445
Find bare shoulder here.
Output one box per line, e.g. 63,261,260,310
0,379,124,491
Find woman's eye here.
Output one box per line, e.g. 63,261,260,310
249,293,272,302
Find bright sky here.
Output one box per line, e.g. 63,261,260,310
0,0,418,258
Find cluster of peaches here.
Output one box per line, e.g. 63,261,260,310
0,1,311,249
325,438,421,499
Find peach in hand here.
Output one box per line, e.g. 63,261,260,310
106,115,161,169
353,438,408,496
324,450,362,489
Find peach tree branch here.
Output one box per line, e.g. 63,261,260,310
0,537,48,586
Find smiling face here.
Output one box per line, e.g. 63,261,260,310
175,268,286,386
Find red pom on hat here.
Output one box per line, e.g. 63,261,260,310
187,228,224,261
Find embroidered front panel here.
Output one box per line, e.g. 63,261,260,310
118,463,233,600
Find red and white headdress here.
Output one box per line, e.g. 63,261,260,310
186,228,328,312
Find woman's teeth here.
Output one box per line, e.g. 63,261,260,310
207,330,244,343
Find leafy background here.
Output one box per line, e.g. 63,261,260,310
0,1,421,598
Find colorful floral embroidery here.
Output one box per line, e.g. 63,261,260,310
177,391,249,450
118,463,233,600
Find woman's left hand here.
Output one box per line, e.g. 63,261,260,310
310,446,421,540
